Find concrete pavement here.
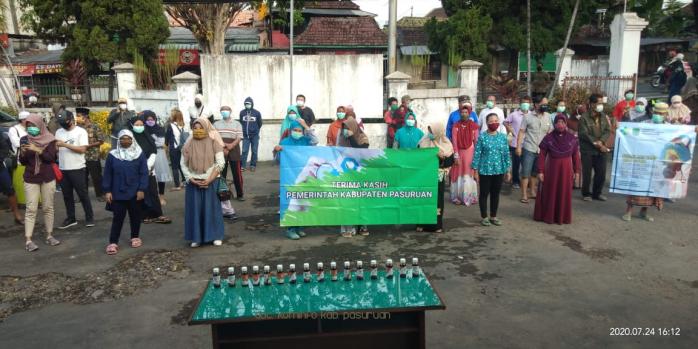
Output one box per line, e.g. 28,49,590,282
0,161,696,348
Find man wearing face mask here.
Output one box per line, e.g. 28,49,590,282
505,96,533,189
295,94,315,126
447,95,478,139
214,106,244,202
108,97,134,149
515,96,553,203
478,95,504,132
612,89,636,123
384,97,401,148
54,110,94,229
578,94,611,202
188,94,215,126
239,97,262,172
76,108,106,201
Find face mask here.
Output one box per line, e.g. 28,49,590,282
595,104,604,113
288,113,297,120
296,100,305,107
625,93,634,101
221,111,231,119
194,101,202,108
291,130,303,140
244,103,252,110
27,126,40,136
651,114,664,124
119,103,127,110
133,125,145,134
635,105,646,113
146,120,156,127
539,105,549,113
520,103,530,112
486,101,494,109
555,123,567,132
59,120,71,129
336,112,346,119
193,129,208,139
487,123,500,132
405,119,416,127
428,133,436,141
557,106,566,113
460,113,469,120
390,104,398,111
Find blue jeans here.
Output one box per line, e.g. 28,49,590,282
241,134,259,168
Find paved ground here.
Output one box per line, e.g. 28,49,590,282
0,161,696,349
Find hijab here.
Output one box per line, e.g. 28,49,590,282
396,112,424,149
539,114,578,158
342,116,369,147
427,122,454,158
280,121,312,146
280,105,301,138
130,114,157,157
454,109,477,150
182,118,224,174
141,110,165,137
629,97,648,121
26,114,55,148
110,129,142,161
668,95,691,124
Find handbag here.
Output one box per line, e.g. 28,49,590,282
52,163,63,182
217,177,231,201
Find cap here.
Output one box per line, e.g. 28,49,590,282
18,111,30,120
653,102,669,114
75,107,90,116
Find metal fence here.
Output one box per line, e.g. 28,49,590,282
562,74,637,106
19,75,118,108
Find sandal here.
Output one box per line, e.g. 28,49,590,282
480,218,491,226
106,243,118,255
416,227,424,232
520,198,529,204
490,217,502,226
451,199,462,205
25,241,39,252
130,238,142,248
153,216,172,224
45,236,61,246
359,227,369,236
143,218,154,224
341,232,353,238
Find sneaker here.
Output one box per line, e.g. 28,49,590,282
58,219,77,230
512,183,520,189
582,197,592,202
45,236,61,246
594,195,608,202
286,229,300,240
480,218,491,226
297,230,307,237
241,167,247,172
25,241,39,252
250,166,256,172
640,213,654,222
213,240,223,246
85,219,95,227
621,213,632,221
490,217,502,226
190,242,200,248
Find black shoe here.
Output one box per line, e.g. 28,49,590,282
58,219,77,230
85,219,95,227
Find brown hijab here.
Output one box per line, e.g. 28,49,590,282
26,114,55,147
182,118,224,174
342,116,369,147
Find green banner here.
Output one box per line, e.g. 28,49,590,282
280,147,438,227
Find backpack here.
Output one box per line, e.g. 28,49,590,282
178,126,189,149
0,130,13,169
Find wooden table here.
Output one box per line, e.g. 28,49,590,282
189,269,446,349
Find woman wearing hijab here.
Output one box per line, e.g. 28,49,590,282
472,113,512,226
336,114,370,237
416,122,454,233
182,118,226,247
326,106,346,146
274,120,318,240
18,114,59,252
130,116,171,224
393,112,424,149
103,130,149,255
279,105,307,141
143,111,172,204
534,114,581,224
623,97,650,122
668,95,692,124
449,105,479,206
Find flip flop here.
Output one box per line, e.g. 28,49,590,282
106,243,118,255
153,216,172,224
130,238,142,248
520,198,529,204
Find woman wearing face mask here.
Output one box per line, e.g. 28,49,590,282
143,111,172,205
335,112,370,237
667,95,691,124
273,120,319,240
130,117,171,224
182,118,226,247
417,122,454,233
624,97,649,122
612,89,636,122
534,115,581,225
165,108,187,191
449,105,479,206
327,106,346,146
18,114,59,252
279,105,310,141
472,114,512,226
103,130,148,255
393,112,424,149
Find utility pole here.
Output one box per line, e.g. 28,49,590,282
290,0,294,104
526,0,532,97
549,0,580,99
388,0,397,73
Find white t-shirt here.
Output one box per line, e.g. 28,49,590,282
55,126,88,170
8,124,27,154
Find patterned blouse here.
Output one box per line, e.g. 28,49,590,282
472,131,512,175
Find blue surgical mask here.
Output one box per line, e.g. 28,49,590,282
27,126,40,136
486,101,494,109
635,105,645,113
521,103,530,112
406,119,416,127
221,110,231,119
288,113,297,120
557,106,566,113
336,112,346,119
244,103,252,110
651,114,664,124
291,130,303,140
133,125,145,134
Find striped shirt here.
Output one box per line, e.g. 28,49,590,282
213,119,243,141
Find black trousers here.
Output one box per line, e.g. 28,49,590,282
169,149,185,188
419,180,445,232
61,168,94,221
221,160,244,198
109,198,141,244
85,160,104,197
479,174,504,218
142,175,163,219
581,152,607,198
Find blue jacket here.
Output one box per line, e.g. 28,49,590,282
239,97,263,137
102,153,149,201
446,110,478,139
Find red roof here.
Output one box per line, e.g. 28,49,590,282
295,17,387,47
304,1,360,10
272,30,290,48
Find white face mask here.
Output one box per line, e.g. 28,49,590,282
296,100,305,107
595,104,604,113
119,103,127,110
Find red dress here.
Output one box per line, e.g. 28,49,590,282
533,142,581,224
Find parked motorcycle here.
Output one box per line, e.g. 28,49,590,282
651,63,669,88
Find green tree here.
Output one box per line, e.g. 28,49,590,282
19,0,169,70
425,7,492,69
165,2,248,55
